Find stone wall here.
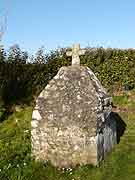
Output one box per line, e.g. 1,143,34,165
31,65,116,167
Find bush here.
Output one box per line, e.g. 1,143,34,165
0,46,134,107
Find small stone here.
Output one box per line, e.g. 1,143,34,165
48,114,54,120
46,84,51,90
51,85,57,91
74,145,79,150
32,110,42,121
31,120,38,128
57,130,63,136
77,94,81,100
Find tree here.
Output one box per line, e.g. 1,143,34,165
34,47,46,64
21,51,28,64
0,45,6,62
7,44,27,64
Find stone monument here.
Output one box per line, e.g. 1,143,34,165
31,44,117,168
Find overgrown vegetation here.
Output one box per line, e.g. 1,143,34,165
0,45,135,107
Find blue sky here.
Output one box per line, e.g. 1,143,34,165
0,0,135,53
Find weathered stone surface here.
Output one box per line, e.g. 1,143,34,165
31,65,116,167
97,113,117,162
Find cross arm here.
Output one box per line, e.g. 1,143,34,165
66,51,72,57
79,49,86,56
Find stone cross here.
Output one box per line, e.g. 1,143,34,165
66,44,86,66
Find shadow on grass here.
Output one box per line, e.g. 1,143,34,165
111,112,127,144
0,105,14,123
0,109,13,123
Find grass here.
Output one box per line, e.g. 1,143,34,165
112,95,128,107
0,91,135,180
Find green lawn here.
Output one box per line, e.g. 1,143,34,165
0,92,135,180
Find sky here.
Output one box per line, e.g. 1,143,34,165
0,0,135,54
